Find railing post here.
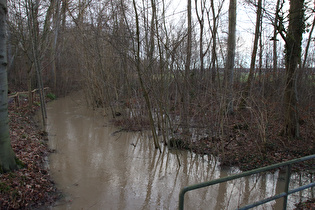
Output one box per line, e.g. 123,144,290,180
283,164,292,210
179,188,185,210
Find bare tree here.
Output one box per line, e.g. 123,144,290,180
51,0,62,91
283,0,305,138
195,0,207,74
302,3,315,68
208,0,224,84
242,0,263,106
0,0,18,173
26,0,47,126
272,0,282,76
182,0,192,133
224,0,236,114
133,0,160,150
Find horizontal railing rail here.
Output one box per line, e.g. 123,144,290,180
179,154,315,210
8,87,50,107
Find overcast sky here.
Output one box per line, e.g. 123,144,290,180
162,0,304,68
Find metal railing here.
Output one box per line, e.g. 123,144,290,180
179,154,315,210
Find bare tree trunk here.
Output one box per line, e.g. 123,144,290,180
183,0,192,134
210,17,217,84
61,0,67,30
27,0,47,126
133,0,160,150
302,10,315,68
209,0,217,84
27,64,33,108
149,0,156,62
195,0,206,74
283,0,305,138
208,0,224,84
241,0,262,107
0,0,18,173
52,0,61,91
258,21,263,85
272,0,281,77
224,0,236,114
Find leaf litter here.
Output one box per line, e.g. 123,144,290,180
0,101,60,209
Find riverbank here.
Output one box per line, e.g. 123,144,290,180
0,101,60,209
113,101,315,172
187,107,315,172
1,97,313,209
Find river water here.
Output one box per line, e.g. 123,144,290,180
46,94,313,209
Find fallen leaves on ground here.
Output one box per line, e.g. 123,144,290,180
0,101,60,209
295,198,315,210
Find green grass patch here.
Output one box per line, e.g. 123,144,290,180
46,93,57,100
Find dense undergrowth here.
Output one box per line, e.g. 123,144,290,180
111,80,315,172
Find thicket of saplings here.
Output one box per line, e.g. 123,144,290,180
82,55,314,157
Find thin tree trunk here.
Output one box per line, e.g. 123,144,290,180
133,0,160,150
273,0,281,78
225,0,236,114
149,0,156,62
0,0,18,173
208,0,224,84
210,0,217,84
242,0,262,107
27,0,47,126
183,0,192,134
258,22,263,85
195,0,205,74
302,12,315,68
52,0,61,91
27,64,33,108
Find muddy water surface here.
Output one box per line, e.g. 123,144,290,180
46,94,312,209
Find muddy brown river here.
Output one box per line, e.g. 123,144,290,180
46,94,313,209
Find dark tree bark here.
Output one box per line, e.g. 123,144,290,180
283,0,305,138
0,0,18,173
